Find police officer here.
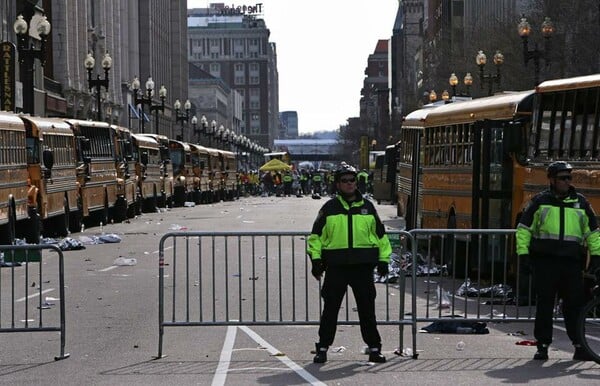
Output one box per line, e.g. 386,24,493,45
516,161,600,361
307,164,391,364
357,169,369,195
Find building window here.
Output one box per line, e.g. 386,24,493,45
210,63,221,78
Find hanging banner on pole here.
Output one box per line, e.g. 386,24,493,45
1,41,16,112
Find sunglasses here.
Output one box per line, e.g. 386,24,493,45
555,175,572,181
339,178,356,183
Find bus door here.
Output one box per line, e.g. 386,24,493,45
471,120,514,274
472,119,514,230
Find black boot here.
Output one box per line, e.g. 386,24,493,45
368,345,386,363
313,343,328,364
533,344,548,360
573,345,594,361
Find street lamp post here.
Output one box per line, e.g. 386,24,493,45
475,50,504,96
13,14,51,115
131,76,166,134
174,99,191,141
84,52,112,121
449,72,473,97
518,16,555,85
191,115,199,143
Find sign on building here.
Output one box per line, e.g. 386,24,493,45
1,41,16,112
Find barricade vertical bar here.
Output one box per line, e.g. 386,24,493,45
477,234,483,318
10,251,16,328
56,247,69,360
264,235,269,322
158,236,166,358
198,235,203,322
211,235,216,323
278,235,283,322
251,235,257,322
502,235,510,318
304,236,310,322
411,231,418,357
291,236,296,322
24,250,29,327
171,237,178,322
38,250,44,327
424,235,433,319
224,235,229,322
450,234,458,317
185,236,190,322
237,236,243,322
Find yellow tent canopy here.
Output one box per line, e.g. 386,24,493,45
259,158,291,171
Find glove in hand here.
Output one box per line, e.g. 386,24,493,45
377,262,389,277
311,259,325,280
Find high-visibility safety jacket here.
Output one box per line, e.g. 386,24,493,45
308,193,392,266
357,171,369,183
516,187,600,260
283,174,293,183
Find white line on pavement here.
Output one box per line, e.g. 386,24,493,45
16,288,54,302
239,326,326,386
212,325,237,386
99,265,118,272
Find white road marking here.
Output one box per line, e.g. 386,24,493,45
239,326,326,386
153,245,173,254
16,288,54,302
99,265,118,272
212,325,237,386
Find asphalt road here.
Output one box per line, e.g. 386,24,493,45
1,194,599,385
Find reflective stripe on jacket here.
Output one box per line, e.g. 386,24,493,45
307,193,392,265
516,187,600,260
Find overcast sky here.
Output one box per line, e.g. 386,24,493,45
187,0,400,133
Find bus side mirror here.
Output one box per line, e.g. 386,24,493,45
42,149,54,170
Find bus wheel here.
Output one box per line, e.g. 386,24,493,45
54,198,70,238
174,186,185,207
1,196,18,244
69,210,82,234
113,197,127,223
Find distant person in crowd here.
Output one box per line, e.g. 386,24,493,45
357,169,369,195
307,163,391,364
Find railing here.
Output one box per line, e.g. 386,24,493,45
0,244,69,360
157,229,537,359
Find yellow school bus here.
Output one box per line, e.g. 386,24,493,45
131,133,163,212
65,119,119,225
399,74,600,231
21,116,79,237
0,112,28,244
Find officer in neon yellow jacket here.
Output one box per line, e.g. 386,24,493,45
516,161,600,361
308,163,391,364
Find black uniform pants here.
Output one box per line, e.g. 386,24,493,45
318,264,381,347
532,257,585,346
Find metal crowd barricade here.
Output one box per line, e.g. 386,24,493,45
157,230,415,358
407,229,537,325
156,229,538,359
0,244,69,361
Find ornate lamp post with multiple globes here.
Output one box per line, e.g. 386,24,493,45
131,76,166,134
13,14,51,115
173,99,191,141
84,52,112,121
475,50,504,96
518,15,555,85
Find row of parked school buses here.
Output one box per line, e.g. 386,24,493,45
0,111,238,245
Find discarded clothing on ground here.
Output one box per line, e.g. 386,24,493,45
455,278,513,300
420,320,490,334
40,233,122,250
397,251,448,277
57,237,86,251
